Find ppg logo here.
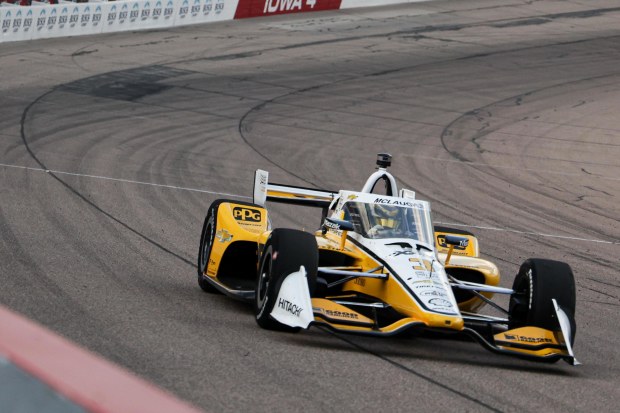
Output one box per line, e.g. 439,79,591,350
233,207,261,222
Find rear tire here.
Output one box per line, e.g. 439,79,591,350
254,229,318,331
509,258,576,342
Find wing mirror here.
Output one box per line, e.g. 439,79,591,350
324,217,355,233
323,217,355,251
444,235,469,248
443,235,469,266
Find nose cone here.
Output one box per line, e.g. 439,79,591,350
426,314,464,330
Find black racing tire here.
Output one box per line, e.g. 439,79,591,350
254,229,318,331
509,258,576,342
197,202,220,293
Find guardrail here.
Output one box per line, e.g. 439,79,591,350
0,0,429,42
0,305,204,412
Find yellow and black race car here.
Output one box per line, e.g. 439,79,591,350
197,154,578,365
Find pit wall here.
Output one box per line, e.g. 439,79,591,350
0,0,430,43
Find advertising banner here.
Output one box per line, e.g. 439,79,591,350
234,0,341,19
132,0,177,30
174,0,237,26
0,0,418,43
1,5,34,42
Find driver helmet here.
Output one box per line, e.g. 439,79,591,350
371,204,401,229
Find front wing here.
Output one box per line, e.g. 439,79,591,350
271,268,579,365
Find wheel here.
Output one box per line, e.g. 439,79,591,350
254,229,318,331
197,202,220,293
509,258,576,342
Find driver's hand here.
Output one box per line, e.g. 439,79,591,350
368,225,384,237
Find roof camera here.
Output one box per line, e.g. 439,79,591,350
376,153,392,169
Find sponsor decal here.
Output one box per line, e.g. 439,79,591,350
419,290,448,298
70,6,79,27
233,207,262,222
203,0,213,16
215,0,224,14
503,333,553,344
47,8,57,29
415,270,429,277
191,0,201,16
265,0,304,13
215,229,233,243
179,0,189,18
3,11,12,33
374,198,414,207
119,4,129,24
81,7,91,27
108,5,117,25
235,0,340,19
347,194,358,201
324,309,358,319
354,278,365,287
93,6,102,26
13,10,22,32
141,2,152,21
37,9,46,31
324,220,342,233
413,280,443,289
59,8,69,29
24,10,33,32
130,3,140,22
413,280,433,289
278,298,303,317
165,0,175,19
429,298,452,308
153,1,163,19
391,250,416,257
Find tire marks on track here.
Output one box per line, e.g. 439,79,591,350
19,89,195,269
439,73,620,241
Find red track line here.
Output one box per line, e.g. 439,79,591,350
0,305,204,413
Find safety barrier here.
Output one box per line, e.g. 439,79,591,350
0,305,203,413
0,0,429,42
0,0,239,42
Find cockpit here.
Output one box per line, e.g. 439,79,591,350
340,200,434,245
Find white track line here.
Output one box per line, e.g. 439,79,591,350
0,162,252,199
2,162,616,245
404,154,620,181
435,221,618,245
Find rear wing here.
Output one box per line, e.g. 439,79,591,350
253,169,337,208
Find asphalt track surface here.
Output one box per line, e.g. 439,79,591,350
1,0,619,411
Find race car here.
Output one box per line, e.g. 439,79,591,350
197,153,578,365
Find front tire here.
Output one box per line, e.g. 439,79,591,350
254,229,318,331
509,258,576,342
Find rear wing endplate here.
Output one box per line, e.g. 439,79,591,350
253,169,337,208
